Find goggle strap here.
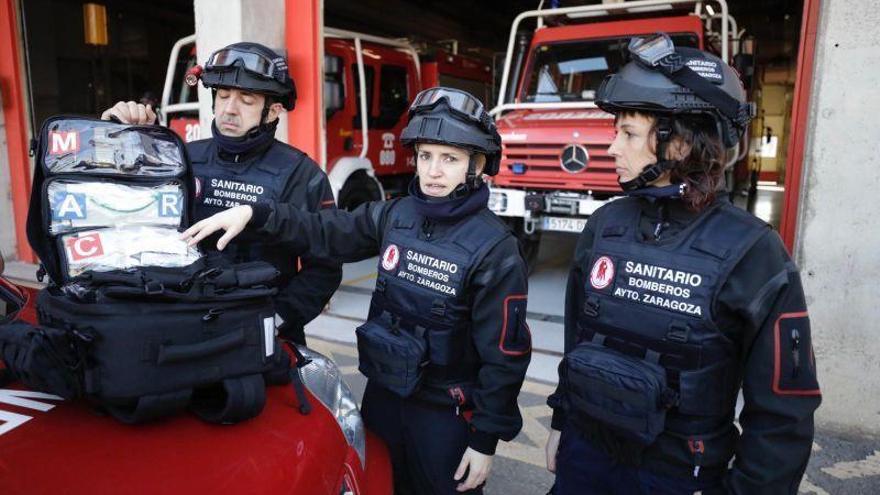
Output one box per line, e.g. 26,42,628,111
658,58,749,127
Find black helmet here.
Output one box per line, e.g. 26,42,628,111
201,42,297,111
596,34,752,148
401,87,502,178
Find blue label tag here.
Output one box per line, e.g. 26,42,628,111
52,192,87,220
158,192,182,218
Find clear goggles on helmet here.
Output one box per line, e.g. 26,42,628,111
628,32,677,67
206,48,275,78
409,87,486,123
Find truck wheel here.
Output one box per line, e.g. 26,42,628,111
520,235,541,274
339,172,381,211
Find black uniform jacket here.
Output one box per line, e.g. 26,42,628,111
251,196,532,455
549,196,821,494
188,138,342,334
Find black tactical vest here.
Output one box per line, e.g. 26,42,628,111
188,139,299,278
364,202,509,395
575,198,767,435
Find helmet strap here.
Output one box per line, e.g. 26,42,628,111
466,153,480,189
619,117,676,192
446,153,482,199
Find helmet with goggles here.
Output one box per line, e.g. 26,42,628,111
400,87,502,180
595,33,754,192
597,33,753,148
197,42,297,111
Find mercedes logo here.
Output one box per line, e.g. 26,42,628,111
560,144,589,173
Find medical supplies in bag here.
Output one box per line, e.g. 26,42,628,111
42,120,185,176
10,116,299,425
60,225,200,277
27,116,194,283
48,180,184,234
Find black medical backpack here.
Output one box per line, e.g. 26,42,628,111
11,116,299,424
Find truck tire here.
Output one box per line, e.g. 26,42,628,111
520,235,541,274
339,171,382,211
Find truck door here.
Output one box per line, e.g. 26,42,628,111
349,45,418,195
324,42,350,169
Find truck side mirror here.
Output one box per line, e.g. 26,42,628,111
0,249,5,276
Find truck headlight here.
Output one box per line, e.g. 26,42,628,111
488,191,508,212
298,347,366,468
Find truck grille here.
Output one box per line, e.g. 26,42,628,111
498,142,619,191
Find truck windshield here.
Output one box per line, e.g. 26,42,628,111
522,33,699,103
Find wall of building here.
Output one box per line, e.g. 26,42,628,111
0,102,18,259
193,0,288,142
795,0,880,434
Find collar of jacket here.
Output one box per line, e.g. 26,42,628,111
211,118,278,163
407,178,489,222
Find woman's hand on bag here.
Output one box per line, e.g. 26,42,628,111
454,447,493,492
100,101,157,125
545,429,562,473
180,205,253,251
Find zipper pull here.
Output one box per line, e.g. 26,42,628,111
511,306,521,343
688,439,704,478
791,329,801,378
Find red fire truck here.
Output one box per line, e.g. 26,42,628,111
0,252,393,494
487,0,748,267
160,30,493,210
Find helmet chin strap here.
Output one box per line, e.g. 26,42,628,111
448,153,482,199
619,116,676,192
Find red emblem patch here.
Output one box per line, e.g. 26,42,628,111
49,131,79,155
381,244,400,271
590,256,614,290
65,232,104,261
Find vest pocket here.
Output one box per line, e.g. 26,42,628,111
564,340,672,445
355,315,428,398
426,324,458,366
677,360,733,417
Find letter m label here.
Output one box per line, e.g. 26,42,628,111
49,131,79,155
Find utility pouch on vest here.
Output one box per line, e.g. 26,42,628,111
356,313,428,398
565,334,676,445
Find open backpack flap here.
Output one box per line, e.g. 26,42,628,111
26,115,197,286
6,116,311,424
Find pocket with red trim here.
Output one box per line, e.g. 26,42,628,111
499,295,531,356
773,312,820,396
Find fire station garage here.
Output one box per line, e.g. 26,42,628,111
1,1,878,493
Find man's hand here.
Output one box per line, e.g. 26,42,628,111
454,447,493,492
545,429,562,473
180,205,254,251
100,101,157,125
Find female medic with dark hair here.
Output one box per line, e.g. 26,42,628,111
545,34,820,494
180,87,532,494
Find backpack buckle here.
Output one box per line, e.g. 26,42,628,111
666,323,690,343
431,300,446,317
144,280,165,295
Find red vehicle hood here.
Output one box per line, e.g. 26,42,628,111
497,107,614,131
494,108,620,192
0,383,350,494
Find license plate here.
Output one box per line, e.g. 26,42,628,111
541,216,587,233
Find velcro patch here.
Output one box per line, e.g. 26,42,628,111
773,312,820,396
499,295,530,356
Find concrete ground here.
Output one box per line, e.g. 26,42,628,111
304,186,878,494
